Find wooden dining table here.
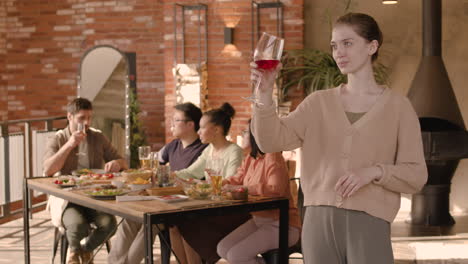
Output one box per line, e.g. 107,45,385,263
23,177,290,264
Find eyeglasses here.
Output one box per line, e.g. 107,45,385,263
171,119,190,125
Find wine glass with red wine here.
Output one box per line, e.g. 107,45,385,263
243,32,284,104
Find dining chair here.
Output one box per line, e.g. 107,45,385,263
261,177,304,264
51,222,172,264
51,226,111,264
158,228,172,264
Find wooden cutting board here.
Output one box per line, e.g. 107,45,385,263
147,186,184,196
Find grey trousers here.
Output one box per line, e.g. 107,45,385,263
302,206,393,264
62,203,117,252
107,219,159,264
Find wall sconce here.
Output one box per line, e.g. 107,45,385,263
224,27,234,44
382,0,398,4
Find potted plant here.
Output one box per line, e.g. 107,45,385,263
129,89,148,168
278,49,389,103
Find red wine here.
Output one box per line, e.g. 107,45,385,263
255,60,279,70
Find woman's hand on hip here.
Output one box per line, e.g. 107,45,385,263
335,166,383,198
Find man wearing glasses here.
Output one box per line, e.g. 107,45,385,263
108,102,207,264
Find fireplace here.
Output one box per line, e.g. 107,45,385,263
408,0,468,226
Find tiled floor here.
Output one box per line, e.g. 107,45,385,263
2,210,468,263
392,213,468,264
0,210,194,264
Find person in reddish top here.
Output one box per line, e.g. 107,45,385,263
217,121,301,264
251,13,427,264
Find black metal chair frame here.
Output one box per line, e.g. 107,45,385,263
51,225,172,264
261,177,304,263
51,226,111,264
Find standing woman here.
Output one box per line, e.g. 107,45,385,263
251,13,427,263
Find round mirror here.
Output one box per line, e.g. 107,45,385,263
77,45,130,161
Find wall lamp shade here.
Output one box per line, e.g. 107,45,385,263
224,27,234,44
382,0,398,4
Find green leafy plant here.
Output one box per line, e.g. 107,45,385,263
129,88,148,168
278,49,389,102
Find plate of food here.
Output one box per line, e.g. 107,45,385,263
72,168,96,176
84,187,127,200
75,169,116,183
53,176,78,188
154,194,189,203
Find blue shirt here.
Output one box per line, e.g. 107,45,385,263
160,138,208,171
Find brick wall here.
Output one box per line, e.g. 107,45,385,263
2,0,304,153
0,1,6,123
162,0,304,143
1,0,166,148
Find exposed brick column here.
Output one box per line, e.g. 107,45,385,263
163,0,304,142
0,0,7,122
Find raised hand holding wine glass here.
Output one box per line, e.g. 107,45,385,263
244,32,284,104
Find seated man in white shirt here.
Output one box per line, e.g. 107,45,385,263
43,98,127,264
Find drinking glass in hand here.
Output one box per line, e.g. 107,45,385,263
138,146,151,169
76,123,86,156
243,32,284,104
205,158,224,200
150,151,159,185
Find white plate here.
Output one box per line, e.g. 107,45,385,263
84,189,128,200
56,183,77,188
128,183,152,191
90,169,106,174
53,176,78,187
75,169,117,181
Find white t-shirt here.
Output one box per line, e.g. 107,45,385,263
77,142,90,169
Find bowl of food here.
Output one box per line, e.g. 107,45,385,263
128,177,152,191
231,187,248,201
181,180,212,200
121,169,152,183
223,185,248,201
